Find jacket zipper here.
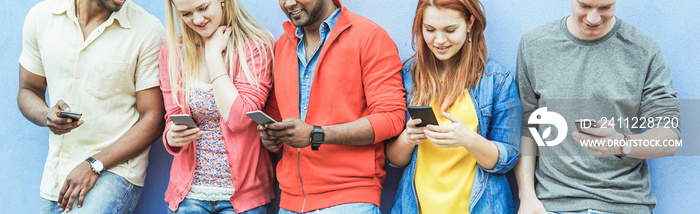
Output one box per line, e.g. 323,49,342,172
282,22,352,214
298,148,307,212
283,28,307,212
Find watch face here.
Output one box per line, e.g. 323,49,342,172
311,133,323,142
623,144,632,154
94,161,104,172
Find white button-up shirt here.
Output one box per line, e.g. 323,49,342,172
19,0,164,201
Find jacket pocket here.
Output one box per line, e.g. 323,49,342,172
479,102,493,128
87,59,127,99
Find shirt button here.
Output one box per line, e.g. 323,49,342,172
303,106,307,110
75,75,80,79
305,75,309,79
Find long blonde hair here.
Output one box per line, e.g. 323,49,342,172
164,0,274,105
409,0,487,112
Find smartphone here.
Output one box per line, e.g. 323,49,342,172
407,106,439,127
246,110,277,125
58,111,82,120
574,119,598,132
169,114,197,128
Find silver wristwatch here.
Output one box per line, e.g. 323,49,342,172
85,157,105,175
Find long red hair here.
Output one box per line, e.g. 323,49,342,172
409,0,487,112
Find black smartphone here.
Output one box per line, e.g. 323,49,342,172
58,111,82,120
407,106,439,127
574,119,598,132
169,114,197,128
246,110,277,125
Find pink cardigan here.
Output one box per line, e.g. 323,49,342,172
158,42,274,212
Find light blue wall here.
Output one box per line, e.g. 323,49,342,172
2,0,698,213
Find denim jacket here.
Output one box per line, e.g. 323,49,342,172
391,58,522,214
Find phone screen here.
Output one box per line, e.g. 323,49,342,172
170,114,197,128
407,106,439,127
246,110,277,125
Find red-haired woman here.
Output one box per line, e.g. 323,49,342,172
387,0,522,213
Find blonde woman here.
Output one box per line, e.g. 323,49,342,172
159,0,274,213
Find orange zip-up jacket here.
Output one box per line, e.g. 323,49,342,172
265,0,406,212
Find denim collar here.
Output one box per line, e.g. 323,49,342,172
294,8,341,40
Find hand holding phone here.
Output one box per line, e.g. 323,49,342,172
574,119,598,132
246,110,277,125
58,111,82,120
407,106,439,127
169,114,197,128
45,100,83,135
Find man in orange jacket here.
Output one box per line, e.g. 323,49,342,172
258,0,406,213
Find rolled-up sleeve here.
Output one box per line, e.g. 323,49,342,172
135,21,165,92
223,43,273,132
360,28,406,143
19,5,44,76
483,66,522,174
639,45,681,137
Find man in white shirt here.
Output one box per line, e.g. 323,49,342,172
17,0,165,213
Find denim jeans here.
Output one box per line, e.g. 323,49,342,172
40,171,143,214
168,198,268,214
279,203,380,214
548,209,619,214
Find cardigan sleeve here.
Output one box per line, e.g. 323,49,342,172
221,42,273,132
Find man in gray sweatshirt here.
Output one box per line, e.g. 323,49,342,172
515,0,681,214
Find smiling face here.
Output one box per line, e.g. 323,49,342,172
172,0,224,38
279,0,332,28
422,6,470,65
568,0,617,40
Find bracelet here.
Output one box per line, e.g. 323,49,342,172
210,73,228,84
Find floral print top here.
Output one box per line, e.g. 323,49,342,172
185,82,235,201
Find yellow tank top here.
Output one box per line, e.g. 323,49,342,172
415,90,478,214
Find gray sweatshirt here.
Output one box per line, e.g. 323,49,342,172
516,17,680,214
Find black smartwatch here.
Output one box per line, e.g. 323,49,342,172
310,126,324,151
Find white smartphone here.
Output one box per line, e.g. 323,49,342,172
245,110,277,125
169,114,197,128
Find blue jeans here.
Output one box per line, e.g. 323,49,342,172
279,203,380,214
168,198,268,214
40,171,143,214
548,209,619,214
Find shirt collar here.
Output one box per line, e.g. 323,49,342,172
294,8,342,39
52,0,131,29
